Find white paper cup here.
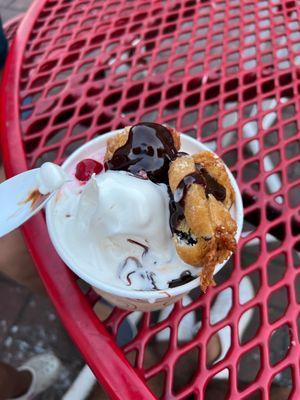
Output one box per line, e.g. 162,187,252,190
46,130,243,311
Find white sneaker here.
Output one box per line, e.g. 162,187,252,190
9,353,61,400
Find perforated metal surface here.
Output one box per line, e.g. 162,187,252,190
1,0,300,399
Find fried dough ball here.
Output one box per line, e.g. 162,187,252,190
169,153,237,292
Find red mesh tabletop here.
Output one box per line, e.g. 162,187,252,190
1,0,300,399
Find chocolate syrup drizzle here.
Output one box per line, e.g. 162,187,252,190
168,270,195,288
169,164,226,233
106,122,226,289
127,239,149,256
105,122,177,183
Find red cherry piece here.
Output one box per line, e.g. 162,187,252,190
75,159,103,181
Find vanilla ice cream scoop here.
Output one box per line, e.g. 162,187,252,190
53,170,196,290
77,171,172,258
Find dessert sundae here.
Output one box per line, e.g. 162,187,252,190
47,122,237,292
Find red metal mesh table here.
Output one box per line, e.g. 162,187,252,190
1,0,300,398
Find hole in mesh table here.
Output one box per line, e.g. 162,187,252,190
288,185,300,208
242,119,258,139
266,202,282,221
173,347,199,394
269,323,291,366
122,100,140,114
269,366,293,399
54,108,75,125
263,130,279,148
64,139,86,157
27,118,50,135
204,369,230,400
268,286,289,324
292,241,300,268
250,182,261,196
265,172,282,194
185,93,200,108
263,150,280,172
285,139,300,159
146,371,165,399
243,139,260,159
149,306,174,329
79,103,96,116
163,100,180,117
182,110,198,127
203,102,218,118
222,149,238,168
144,92,161,107
202,120,218,138
267,221,285,251
187,77,202,91
72,118,93,136
242,218,259,238
267,253,287,286
21,108,34,121
140,110,158,122
291,215,300,236
283,121,298,139
78,61,94,74
62,94,79,106
205,85,220,101
274,195,284,205
143,328,170,370
239,269,260,305
242,161,260,182
281,104,296,120
31,74,51,89
177,310,201,347
125,349,138,368
214,257,234,286
287,160,300,182
46,84,65,97
210,287,233,325
24,137,41,154
237,345,261,391
127,83,144,98
239,305,261,345
222,111,237,128
294,274,300,304
104,91,122,106
240,238,261,269
207,325,231,368
221,130,237,149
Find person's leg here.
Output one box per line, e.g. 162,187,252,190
0,362,32,400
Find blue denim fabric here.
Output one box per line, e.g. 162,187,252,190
0,18,8,69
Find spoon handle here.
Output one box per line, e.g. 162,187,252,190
0,169,53,238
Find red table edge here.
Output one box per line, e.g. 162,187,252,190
0,3,156,399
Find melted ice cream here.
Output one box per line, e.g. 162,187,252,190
52,170,197,290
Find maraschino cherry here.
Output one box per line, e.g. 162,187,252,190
75,159,103,181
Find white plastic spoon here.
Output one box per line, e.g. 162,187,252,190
0,163,67,238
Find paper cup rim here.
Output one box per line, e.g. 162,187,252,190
46,130,243,301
